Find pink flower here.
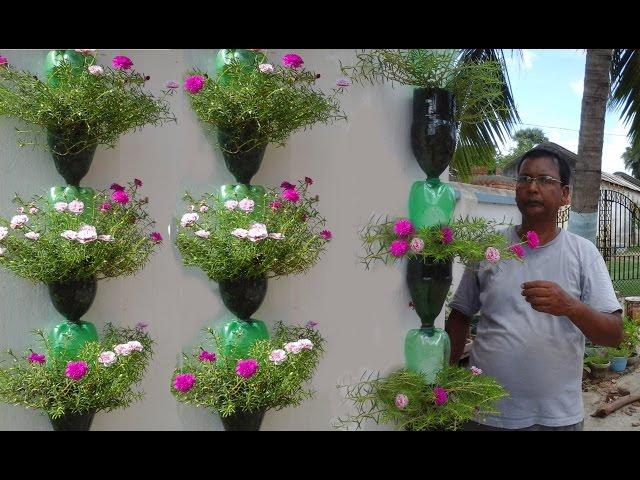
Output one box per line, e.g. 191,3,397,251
247,222,268,242
0,56,8,66
394,219,414,237
199,350,217,362
225,200,238,210
199,205,209,213
484,247,501,263
509,244,526,258
54,202,68,212
395,393,409,409
24,231,40,240
180,212,199,227
112,56,133,70
68,200,84,214
238,198,255,212
65,360,89,380
88,65,103,75
111,190,129,204
98,351,117,366
60,230,78,241
0,227,7,241
150,231,163,243
282,189,300,203
173,373,196,392
441,226,454,245
184,75,206,94
10,214,28,229
526,230,540,249
231,228,248,238
126,341,144,352
298,339,313,350
410,237,425,252
269,200,282,210
100,202,111,212
28,352,45,364
284,342,303,354
134,178,143,187
390,239,410,258
114,343,133,356
110,183,125,192
268,232,285,240
268,349,287,364
320,230,333,241
76,225,97,244
195,229,211,239
29,207,38,215
282,53,304,69
471,366,483,375
305,320,318,328
433,386,448,406
97,234,113,242
336,78,350,88
165,81,179,89
305,176,314,185
258,63,274,73
135,322,148,331
280,181,295,190
236,359,259,378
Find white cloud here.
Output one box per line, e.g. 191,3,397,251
570,80,584,98
522,49,535,70
601,119,630,174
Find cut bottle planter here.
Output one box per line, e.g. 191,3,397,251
47,130,97,187
220,408,267,431
408,179,456,230
49,411,96,431
217,130,267,185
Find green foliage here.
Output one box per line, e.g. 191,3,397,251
622,316,640,352
360,216,523,268
171,322,325,417
607,347,631,358
0,324,153,418
584,355,610,365
0,181,161,283
335,366,508,431
0,55,176,155
493,127,549,173
176,179,330,282
185,57,346,154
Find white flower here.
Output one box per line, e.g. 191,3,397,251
54,202,68,212
238,198,255,212
195,229,210,239
76,49,97,55
24,231,40,240
76,225,97,244
68,200,85,215
259,63,274,73
88,65,103,75
298,339,313,350
0,226,7,241
410,237,425,253
0,246,6,257
61,230,78,241
29,207,38,215
10,214,28,229
268,349,287,364
231,228,248,238
98,351,117,366
126,340,144,352
247,222,268,242
224,200,238,210
114,343,133,356
284,341,303,354
268,232,285,240
97,235,114,242
180,212,199,228
199,205,209,213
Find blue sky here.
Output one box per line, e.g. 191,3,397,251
502,49,629,175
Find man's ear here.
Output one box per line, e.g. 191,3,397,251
562,186,571,206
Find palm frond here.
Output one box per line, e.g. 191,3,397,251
610,49,640,151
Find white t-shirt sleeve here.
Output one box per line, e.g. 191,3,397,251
580,245,622,314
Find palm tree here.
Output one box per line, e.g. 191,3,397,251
623,146,640,180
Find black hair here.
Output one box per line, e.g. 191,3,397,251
516,149,572,186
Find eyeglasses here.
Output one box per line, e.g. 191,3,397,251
515,175,563,187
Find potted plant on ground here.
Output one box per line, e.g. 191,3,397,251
171,321,324,430
622,316,640,366
584,355,611,379
607,347,630,373
0,324,153,430
0,51,176,186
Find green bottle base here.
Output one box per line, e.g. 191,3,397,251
218,318,269,358
49,320,99,361
404,327,451,384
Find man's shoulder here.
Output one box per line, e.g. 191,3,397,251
561,229,601,255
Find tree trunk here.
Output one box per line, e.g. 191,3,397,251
569,49,613,244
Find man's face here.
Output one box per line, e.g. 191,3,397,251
515,156,570,220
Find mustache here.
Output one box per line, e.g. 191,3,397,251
524,200,544,206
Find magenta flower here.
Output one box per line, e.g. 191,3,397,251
336,78,351,88
135,322,148,331
112,55,133,70
509,244,526,258
305,320,318,328
110,183,125,192
282,189,300,203
111,190,130,204
485,246,501,263
150,231,163,243
433,386,448,406
395,393,409,409
269,200,283,210
305,176,314,185
0,56,8,66
393,219,414,237
173,373,196,392
165,80,180,89
282,53,304,69
65,360,88,381
320,230,332,241
236,359,259,379
184,75,206,94
134,178,143,187
280,181,295,190
99,202,111,212
198,350,217,362
27,352,45,364
526,230,540,249
390,239,410,257
441,226,454,245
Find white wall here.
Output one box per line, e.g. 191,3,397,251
0,49,500,430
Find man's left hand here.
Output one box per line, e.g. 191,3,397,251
521,280,579,317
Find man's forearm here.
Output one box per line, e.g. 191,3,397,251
567,300,623,347
446,309,471,364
